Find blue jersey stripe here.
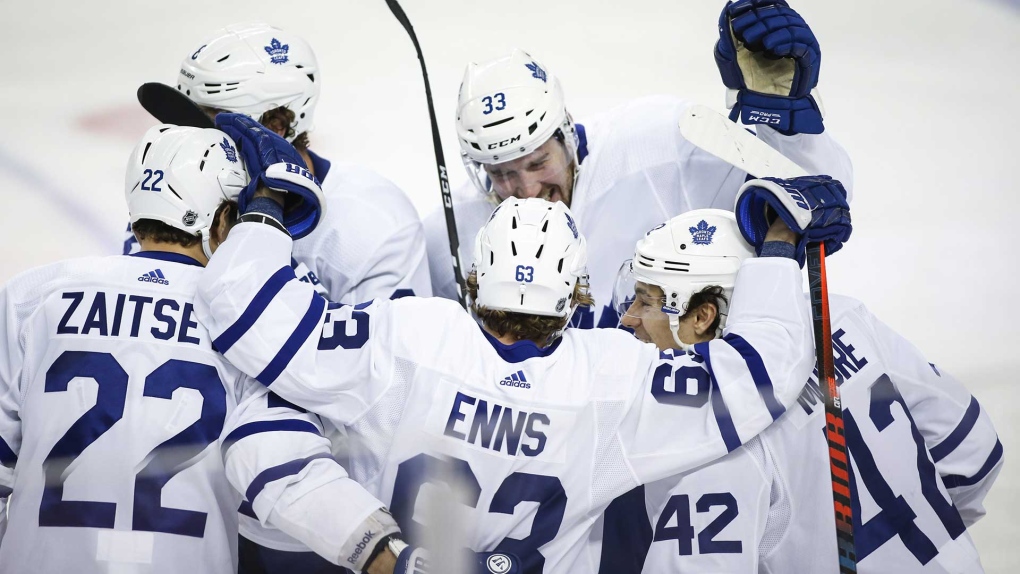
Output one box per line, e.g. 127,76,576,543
245,453,334,505
0,485,11,499
213,266,295,353
931,396,981,463
222,419,321,448
238,500,258,519
0,437,16,466
723,333,785,421
257,294,327,386
942,439,1003,489
694,341,742,452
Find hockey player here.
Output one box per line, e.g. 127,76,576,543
426,0,853,329
194,113,854,574
0,125,407,574
600,202,1003,573
130,23,436,572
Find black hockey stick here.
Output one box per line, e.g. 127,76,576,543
137,82,214,128
384,0,468,310
807,243,858,573
679,105,857,572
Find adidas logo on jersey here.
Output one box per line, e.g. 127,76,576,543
138,269,169,285
499,370,530,389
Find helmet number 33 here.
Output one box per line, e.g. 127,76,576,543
515,265,535,283
482,92,507,115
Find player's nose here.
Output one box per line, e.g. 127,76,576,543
515,175,544,199
620,306,641,329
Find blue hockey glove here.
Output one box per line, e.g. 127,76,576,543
735,175,851,267
392,546,521,574
715,0,824,135
214,113,326,239
394,545,430,574
475,551,521,574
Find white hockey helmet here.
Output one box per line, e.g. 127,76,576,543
613,209,754,349
473,197,588,320
125,125,247,259
178,23,320,142
456,50,579,195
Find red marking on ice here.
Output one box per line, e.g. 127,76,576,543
76,103,159,141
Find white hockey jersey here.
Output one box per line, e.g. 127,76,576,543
425,95,854,326
598,295,1002,574
195,221,816,573
0,251,387,573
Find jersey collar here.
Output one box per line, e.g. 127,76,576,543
308,150,332,182
480,327,563,363
576,123,589,164
129,250,203,267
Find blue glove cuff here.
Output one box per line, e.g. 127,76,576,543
729,91,824,135
759,240,796,259
243,196,285,221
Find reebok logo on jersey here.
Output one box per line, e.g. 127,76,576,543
499,370,530,389
138,269,169,285
346,530,376,565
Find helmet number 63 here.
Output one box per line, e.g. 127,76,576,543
515,265,535,283
482,92,507,115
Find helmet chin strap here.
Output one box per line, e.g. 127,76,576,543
200,227,214,261
667,313,698,353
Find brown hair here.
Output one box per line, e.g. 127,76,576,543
259,106,310,151
131,200,238,249
466,270,595,345
682,285,728,335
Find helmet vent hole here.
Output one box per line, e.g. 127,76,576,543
199,160,206,171
535,245,544,258
166,184,182,200
307,74,315,83
217,55,230,63
540,112,547,121
526,109,533,116
141,142,153,163
300,113,306,118
557,259,564,273
511,241,517,256
541,220,548,232
511,217,517,229
528,123,538,135
490,252,494,265
471,143,481,150
680,244,687,250
482,117,514,129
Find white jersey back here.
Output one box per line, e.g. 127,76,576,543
196,222,817,574
602,295,1002,574
0,253,344,573
425,95,854,325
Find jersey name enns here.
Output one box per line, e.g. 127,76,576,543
443,391,549,457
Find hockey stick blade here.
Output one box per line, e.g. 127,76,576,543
679,104,808,179
384,0,469,310
137,82,214,129
680,104,858,572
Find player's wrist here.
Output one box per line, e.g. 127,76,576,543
364,535,402,574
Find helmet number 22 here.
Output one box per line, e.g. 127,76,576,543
141,169,164,192
482,92,507,115
515,265,535,283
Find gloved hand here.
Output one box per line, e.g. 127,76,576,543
392,547,521,574
735,175,851,267
214,112,326,239
714,0,824,135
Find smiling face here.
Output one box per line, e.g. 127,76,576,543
620,281,720,352
482,137,575,206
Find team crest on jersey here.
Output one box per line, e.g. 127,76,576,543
525,61,547,83
264,38,290,64
220,137,238,163
182,210,199,227
564,212,578,239
499,370,530,389
689,220,716,245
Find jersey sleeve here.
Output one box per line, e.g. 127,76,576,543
618,257,814,485
196,222,393,427
0,283,23,501
863,307,1003,526
222,379,400,569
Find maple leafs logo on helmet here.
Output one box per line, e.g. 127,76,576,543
220,137,238,163
689,220,717,246
565,212,578,239
264,38,290,64
525,61,547,83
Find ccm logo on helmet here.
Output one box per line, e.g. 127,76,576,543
487,135,521,150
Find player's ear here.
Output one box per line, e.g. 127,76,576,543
692,302,718,338
210,200,239,248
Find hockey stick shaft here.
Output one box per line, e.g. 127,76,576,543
679,105,857,571
807,243,858,573
384,0,468,310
